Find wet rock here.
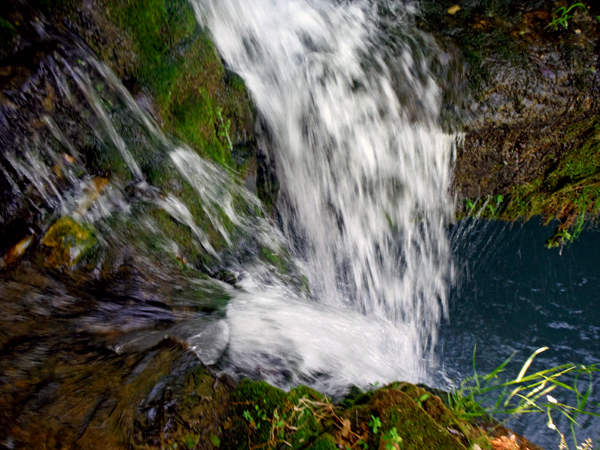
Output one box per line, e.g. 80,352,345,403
185,319,230,366
423,0,600,224
75,176,108,215
40,216,96,267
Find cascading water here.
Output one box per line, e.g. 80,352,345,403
192,0,456,387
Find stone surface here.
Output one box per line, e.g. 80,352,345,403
423,0,600,230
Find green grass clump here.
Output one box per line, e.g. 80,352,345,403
449,347,600,450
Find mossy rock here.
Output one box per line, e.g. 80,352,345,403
421,0,600,235
397,384,491,448
226,380,326,450
96,0,256,172
224,380,495,450
371,389,467,450
306,433,337,450
40,216,97,268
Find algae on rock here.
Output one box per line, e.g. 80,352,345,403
41,216,97,268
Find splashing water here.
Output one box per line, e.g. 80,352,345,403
192,0,456,383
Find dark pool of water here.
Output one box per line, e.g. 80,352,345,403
440,218,600,449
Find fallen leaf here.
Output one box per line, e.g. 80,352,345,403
492,434,519,450
342,419,351,439
76,177,109,215
448,5,461,15
5,235,34,263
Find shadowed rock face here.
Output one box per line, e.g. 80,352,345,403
0,264,235,450
422,0,600,226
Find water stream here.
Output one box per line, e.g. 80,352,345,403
193,0,455,383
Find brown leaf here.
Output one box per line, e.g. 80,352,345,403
492,435,520,450
342,418,351,439
5,235,34,263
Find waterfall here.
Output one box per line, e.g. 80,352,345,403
0,0,457,395
192,0,456,382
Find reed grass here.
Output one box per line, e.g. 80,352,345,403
448,347,599,449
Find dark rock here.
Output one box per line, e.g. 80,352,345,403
423,0,600,224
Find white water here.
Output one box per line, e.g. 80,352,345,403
192,0,456,387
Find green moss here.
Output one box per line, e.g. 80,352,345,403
225,380,494,450
169,88,229,166
261,247,290,274
305,433,337,450
458,109,600,246
492,116,600,244
0,18,17,53
372,390,467,450
102,0,254,171
227,71,247,93
231,380,288,416
227,381,325,450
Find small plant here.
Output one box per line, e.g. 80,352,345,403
465,198,475,212
546,228,572,250
243,409,257,428
547,2,587,30
242,404,270,430
368,415,382,434
414,393,430,408
356,440,369,449
383,427,403,450
215,106,232,151
209,434,221,448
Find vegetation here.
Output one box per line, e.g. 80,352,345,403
449,347,600,450
547,3,587,31
458,113,600,248
100,0,255,171
224,378,493,450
